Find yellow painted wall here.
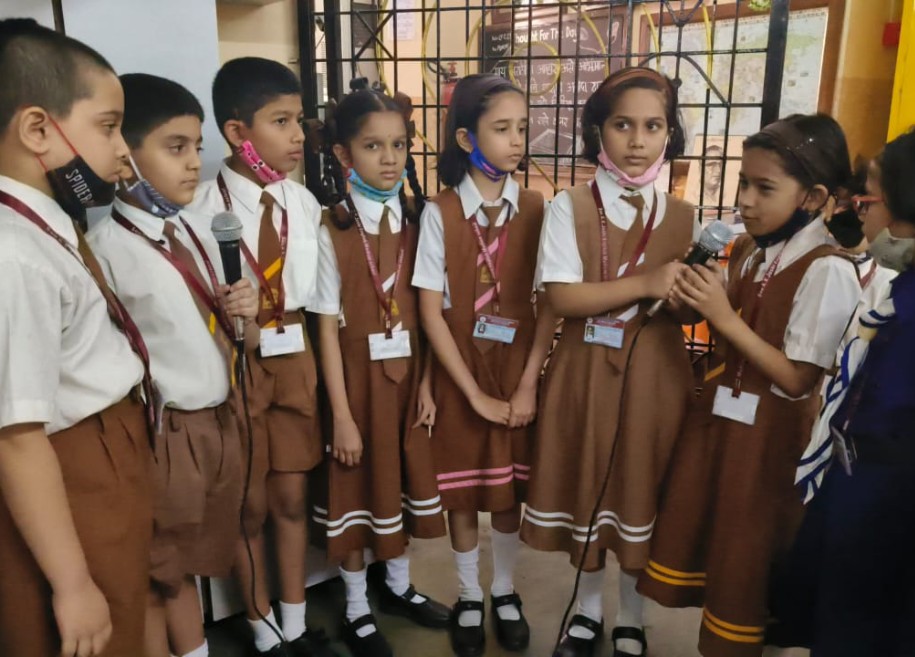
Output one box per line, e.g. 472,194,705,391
888,0,915,139
216,0,300,73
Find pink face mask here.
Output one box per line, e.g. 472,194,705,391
597,139,667,189
236,140,286,184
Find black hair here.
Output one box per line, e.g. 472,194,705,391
0,18,115,134
438,74,525,188
212,57,302,140
879,128,915,225
119,73,204,149
743,113,852,195
580,67,686,165
324,89,424,229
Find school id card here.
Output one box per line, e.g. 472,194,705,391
584,316,626,349
474,314,518,344
368,330,412,361
259,323,306,358
712,385,760,426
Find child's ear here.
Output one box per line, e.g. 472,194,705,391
456,128,474,154
17,107,54,157
332,143,352,170
802,184,830,213
222,119,247,149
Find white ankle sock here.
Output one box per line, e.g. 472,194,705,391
569,568,605,640
248,609,284,652
385,555,411,596
453,546,483,627
279,600,306,642
615,571,645,654
341,566,375,638
490,529,521,621
180,641,208,657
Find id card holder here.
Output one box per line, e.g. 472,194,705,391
259,323,306,357
712,385,760,426
584,316,625,349
368,330,412,361
830,425,857,476
474,314,518,344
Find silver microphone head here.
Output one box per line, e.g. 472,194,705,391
698,220,734,254
211,211,243,243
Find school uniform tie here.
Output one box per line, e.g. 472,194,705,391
257,191,283,328
73,222,156,444
473,205,505,355
378,206,408,383
163,221,236,387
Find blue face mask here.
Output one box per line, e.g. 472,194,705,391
119,156,184,218
347,167,405,203
467,132,509,182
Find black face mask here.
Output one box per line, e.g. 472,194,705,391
752,206,815,249
825,205,865,249
39,117,116,220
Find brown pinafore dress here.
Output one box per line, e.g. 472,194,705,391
521,183,694,572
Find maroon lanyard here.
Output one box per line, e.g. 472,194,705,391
860,258,878,291
469,209,511,315
590,182,657,282
111,209,234,339
217,173,289,328
0,189,156,442
732,243,789,396
349,199,407,338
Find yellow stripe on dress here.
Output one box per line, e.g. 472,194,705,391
701,608,764,644
644,560,707,587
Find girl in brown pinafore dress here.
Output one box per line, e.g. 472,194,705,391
521,67,697,657
637,115,862,657
313,89,450,657
412,75,557,657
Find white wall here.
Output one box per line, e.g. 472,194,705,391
1,0,54,25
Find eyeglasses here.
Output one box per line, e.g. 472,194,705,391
851,195,883,214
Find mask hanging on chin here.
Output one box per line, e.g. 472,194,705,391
752,206,815,249
236,140,286,184
869,227,915,272
118,155,184,218
597,134,668,189
467,132,510,182
37,116,115,221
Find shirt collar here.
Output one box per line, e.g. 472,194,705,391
349,188,403,233
219,160,286,214
594,166,655,209
112,197,171,242
0,174,80,247
456,173,520,221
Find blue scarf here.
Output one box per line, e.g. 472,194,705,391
348,168,405,203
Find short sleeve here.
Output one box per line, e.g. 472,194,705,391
313,224,342,316
783,255,862,369
536,191,584,286
0,261,61,429
412,201,447,292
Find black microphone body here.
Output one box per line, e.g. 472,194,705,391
646,220,734,318
212,212,247,345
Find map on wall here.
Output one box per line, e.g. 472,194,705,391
655,7,828,147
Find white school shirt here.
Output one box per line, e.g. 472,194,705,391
736,217,861,398
314,191,404,325
0,175,143,433
536,166,702,289
412,174,522,309
88,199,230,411
190,161,321,311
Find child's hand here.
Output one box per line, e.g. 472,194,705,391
643,262,689,300
672,263,736,328
332,417,363,467
53,576,112,657
508,381,537,428
412,377,436,429
469,390,511,425
221,279,259,321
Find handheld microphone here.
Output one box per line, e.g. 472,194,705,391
211,211,246,345
646,219,734,318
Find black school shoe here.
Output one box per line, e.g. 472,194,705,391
449,599,486,657
378,584,451,628
254,643,292,657
490,593,530,651
553,615,604,657
288,628,339,657
611,626,647,657
342,614,393,657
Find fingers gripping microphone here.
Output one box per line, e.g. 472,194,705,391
646,219,734,318
211,211,246,346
